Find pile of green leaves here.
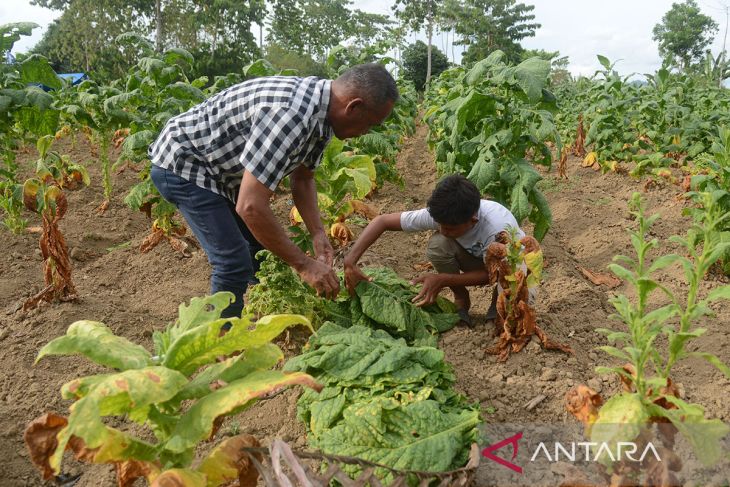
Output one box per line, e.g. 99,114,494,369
328,267,460,347
284,323,480,481
246,256,460,345
245,250,331,325
26,292,319,486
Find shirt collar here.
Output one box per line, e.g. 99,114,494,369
316,79,332,138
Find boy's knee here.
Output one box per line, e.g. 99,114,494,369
426,233,457,261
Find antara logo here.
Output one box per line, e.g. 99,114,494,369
481,432,662,473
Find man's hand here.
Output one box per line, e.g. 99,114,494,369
313,231,335,266
344,262,372,296
411,273,445,307
298,258,340,299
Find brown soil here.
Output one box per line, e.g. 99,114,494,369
1,125,728,486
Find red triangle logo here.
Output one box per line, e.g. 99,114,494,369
481,431,523,473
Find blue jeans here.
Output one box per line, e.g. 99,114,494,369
150,165,264,319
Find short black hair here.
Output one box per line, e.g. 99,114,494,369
427,174,481,225
336,63,399,107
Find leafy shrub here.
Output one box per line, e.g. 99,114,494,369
24,292,320,486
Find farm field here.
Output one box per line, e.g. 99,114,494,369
1,119,728,486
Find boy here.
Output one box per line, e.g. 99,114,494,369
343,174,525,326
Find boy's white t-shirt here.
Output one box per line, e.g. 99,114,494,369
399,200,524,259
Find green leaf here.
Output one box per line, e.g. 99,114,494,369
51,367,186,473
164,370,319,453
467,152,499,191
650,398,730,466
163,47,194,66
168,344,283,405
590,393,648,466
643,304,679,325
597,54,612,70
162,314,311,376
19,54,60,90
36,321,152,370
706,285,730,303
513,57,551,103
597,346,631,361
355,278,457,344
163,82,204,103
315,397,479,475
648,254,681,273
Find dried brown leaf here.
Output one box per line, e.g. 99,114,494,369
349,199,379,220
24,413,68,480
565,385,603,428
330,222,353,246
140,229,165,253
579,267,621,288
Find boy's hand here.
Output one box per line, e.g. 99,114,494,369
411,274,444,307
344,263,372,296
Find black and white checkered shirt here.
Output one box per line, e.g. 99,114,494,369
149,76,333,202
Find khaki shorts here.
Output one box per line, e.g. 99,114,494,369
425,232,537,308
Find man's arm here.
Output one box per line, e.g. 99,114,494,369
236,170,340,298
290,164,333,265
343,213,402,294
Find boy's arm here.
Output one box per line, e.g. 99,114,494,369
411,270,490,307
343,213,403,295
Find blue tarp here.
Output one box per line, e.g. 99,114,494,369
29,73,89,92
57,73,88,86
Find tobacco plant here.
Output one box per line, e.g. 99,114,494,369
567,192,730,483
423,51,560,240
21,136,87,309
24,292,320,487
484,227,572,361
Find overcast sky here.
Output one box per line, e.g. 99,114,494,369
4,0,730,78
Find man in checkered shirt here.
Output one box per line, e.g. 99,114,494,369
149,63,398,319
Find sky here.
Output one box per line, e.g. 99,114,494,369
3,0,730,78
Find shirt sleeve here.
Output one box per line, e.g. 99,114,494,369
400,208,439,232
239,106,307,190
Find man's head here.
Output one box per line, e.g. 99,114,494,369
328,63,398,139
427,174,481,238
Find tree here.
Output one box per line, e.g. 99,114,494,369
265,43,328,77
393,0,441,90
652,0,718,71
267,0,354,62
31,0,263,79
402,40,449,91
450,0,540,65
31,0,144,78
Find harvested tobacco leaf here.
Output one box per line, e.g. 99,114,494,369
578,267,621,288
